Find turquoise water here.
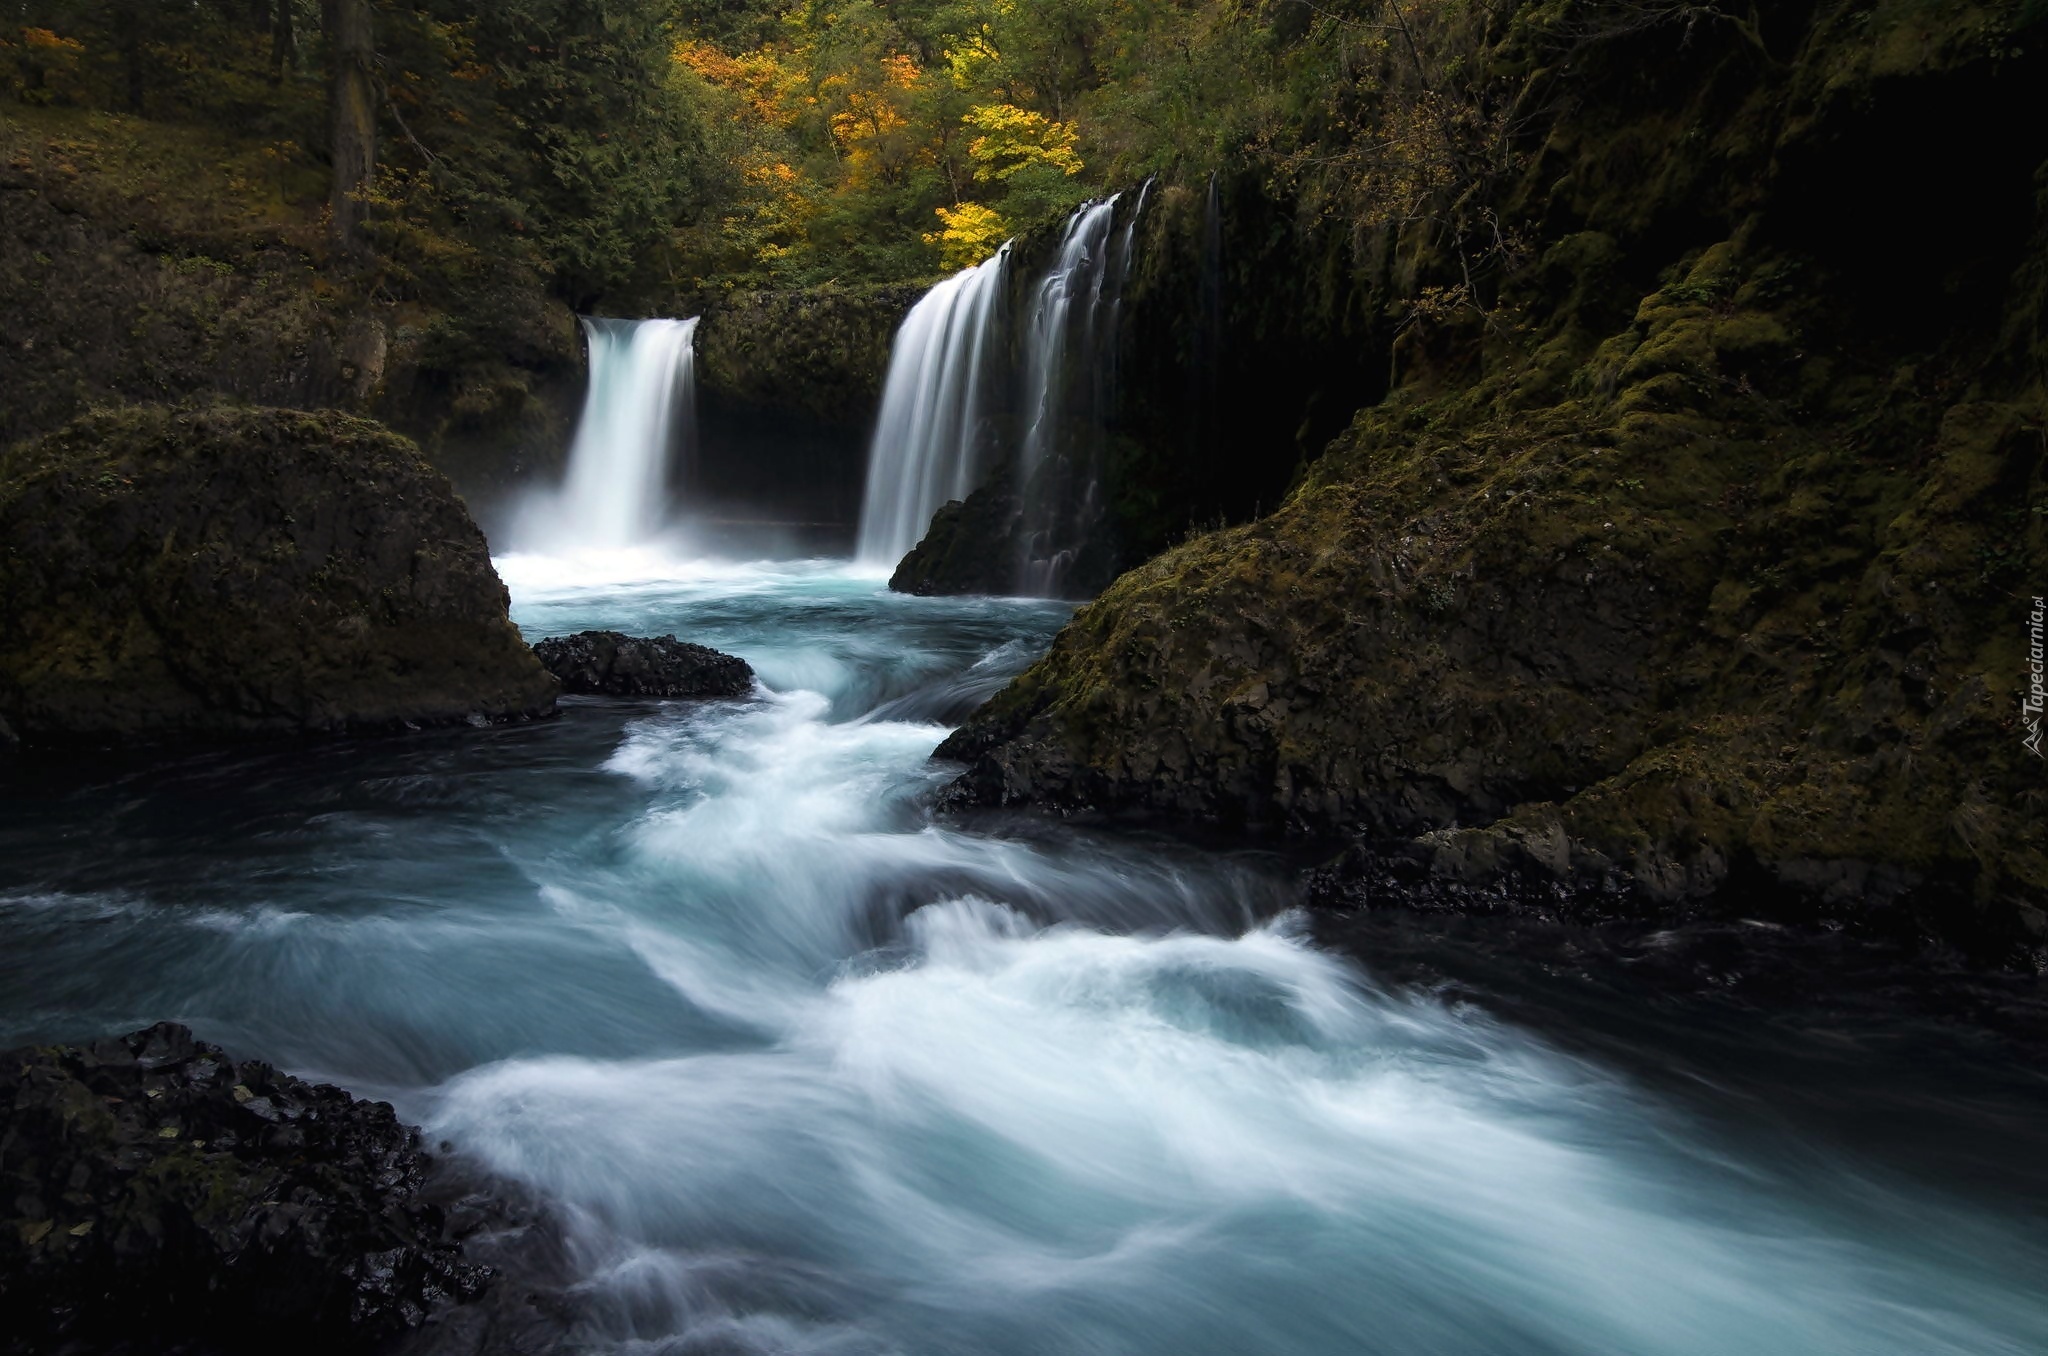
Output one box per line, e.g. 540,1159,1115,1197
3,555,2045,1355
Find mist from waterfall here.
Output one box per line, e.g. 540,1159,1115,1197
517,316,698,555
856,247,1010,568
1015,195,1130,595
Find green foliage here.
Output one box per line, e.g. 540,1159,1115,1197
394,0,717,304
2,1,322,135
0,0,1553,293
3,0,717,306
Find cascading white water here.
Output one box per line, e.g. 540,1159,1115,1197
519,316,699,553
856,248,1010,567
13,557,2048,1355
1014,196,1125,594
1017,197,1119,488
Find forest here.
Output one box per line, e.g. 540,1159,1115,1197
0,0,1538,295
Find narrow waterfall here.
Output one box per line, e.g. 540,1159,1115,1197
856,247,1009,566
1099,178,1151,414
521,316,698,552
1014,196,1129,595
1191,173,1225,469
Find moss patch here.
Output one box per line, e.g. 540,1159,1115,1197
0,404,558,746
941,0,2048,957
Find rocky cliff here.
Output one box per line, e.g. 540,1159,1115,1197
681,284,921,543
0,404,558,746
693,283,922,429
890,176,1385,598
941,0,2048,958
0,107,584,517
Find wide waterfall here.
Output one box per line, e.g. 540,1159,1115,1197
856,247,1010,567
519,316,699,553
1014,195,1130,595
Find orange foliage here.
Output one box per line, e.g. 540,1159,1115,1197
674,40,806,128
22,28,84,53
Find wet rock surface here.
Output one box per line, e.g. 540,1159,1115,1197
693,284,922,431
937,6,2048,961
532,630,754,699
888,479,1023,597
0,404,559,749
0,1023,492,1354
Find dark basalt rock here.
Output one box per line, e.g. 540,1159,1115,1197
693,284,924,431
936,7,2048,959
0,404,559,748
886,462,1124,601
531,631,754,699
889,481,1023,597
0,1023,492,1354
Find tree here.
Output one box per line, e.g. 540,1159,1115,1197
322,0,375,263
270,0,299,84
115,0,141,112
430,0,711,304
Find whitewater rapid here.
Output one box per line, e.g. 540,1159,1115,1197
4,558,2046,1355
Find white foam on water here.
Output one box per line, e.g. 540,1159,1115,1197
415,566,2048,1353
433,895,2048,1356
13,557,2041,1356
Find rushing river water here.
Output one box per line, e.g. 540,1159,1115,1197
4,556,2048,1356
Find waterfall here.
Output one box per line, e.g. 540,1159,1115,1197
520,316,698,553
856,247,1009,567
1192,173,1224,473
1014,196,1127,595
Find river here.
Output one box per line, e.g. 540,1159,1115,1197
3,553,2046,1355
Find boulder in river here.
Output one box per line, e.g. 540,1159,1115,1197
887,477,1023,598
0,404,559,748
532,630,754,699
0,1022,492,1353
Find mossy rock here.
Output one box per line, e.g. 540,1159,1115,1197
943,343,2047,953
0,404,558,747
940,0,2048,958
693,283,925,430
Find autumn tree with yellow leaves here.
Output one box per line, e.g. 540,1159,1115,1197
668,0,1106,285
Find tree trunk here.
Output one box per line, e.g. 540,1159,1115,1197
270,0,298,84
120,20,144,114
323,0,376,264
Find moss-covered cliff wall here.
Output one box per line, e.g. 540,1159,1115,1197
692,283,922,429
0,107,583,518
941,0,2048,957
685,283,921,543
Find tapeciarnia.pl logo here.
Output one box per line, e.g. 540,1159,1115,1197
2027,595,2046,758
